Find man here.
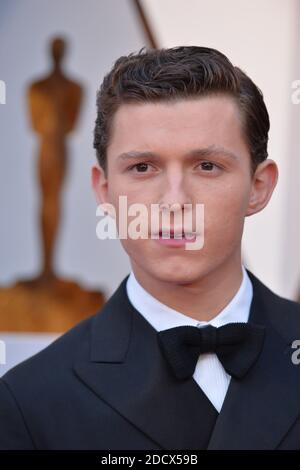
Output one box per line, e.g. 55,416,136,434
1,45,300,450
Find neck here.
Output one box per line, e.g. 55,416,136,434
131,252,243,322
51,63,63,76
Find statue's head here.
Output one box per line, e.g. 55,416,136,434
50,36,67,65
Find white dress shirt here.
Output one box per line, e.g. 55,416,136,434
126,265,253,412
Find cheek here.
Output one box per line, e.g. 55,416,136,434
107,176,151,214
203,183,249,241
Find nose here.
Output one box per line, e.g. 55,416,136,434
158,166,192,211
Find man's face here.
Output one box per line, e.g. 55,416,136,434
93,95,270,285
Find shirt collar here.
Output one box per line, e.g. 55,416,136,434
126,265,253,332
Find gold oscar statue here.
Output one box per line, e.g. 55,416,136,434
0,37,104,333
28,36,82,284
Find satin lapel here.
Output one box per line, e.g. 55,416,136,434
208,270,300,449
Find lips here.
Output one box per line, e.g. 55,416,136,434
152,229,197,248
157,229,194,239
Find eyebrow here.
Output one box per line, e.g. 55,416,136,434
117,145,239,163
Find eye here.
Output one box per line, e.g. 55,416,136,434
129,162,154,173
197,161,220,172
200,161,215,171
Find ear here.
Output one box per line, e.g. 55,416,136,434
91,164,108,206
246,159,279,217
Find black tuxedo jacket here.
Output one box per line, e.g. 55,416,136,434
1,269,300,450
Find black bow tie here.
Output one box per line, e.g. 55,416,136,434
157,323,265,380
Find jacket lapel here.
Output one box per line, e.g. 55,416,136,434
208,270,300,449
73,276,218,450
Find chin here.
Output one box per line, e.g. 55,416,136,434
145,261,206,286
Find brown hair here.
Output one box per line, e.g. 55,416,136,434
94,46,269,175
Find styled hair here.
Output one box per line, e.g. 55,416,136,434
94,46,269,175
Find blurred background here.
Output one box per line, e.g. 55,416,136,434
0,0,300,375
